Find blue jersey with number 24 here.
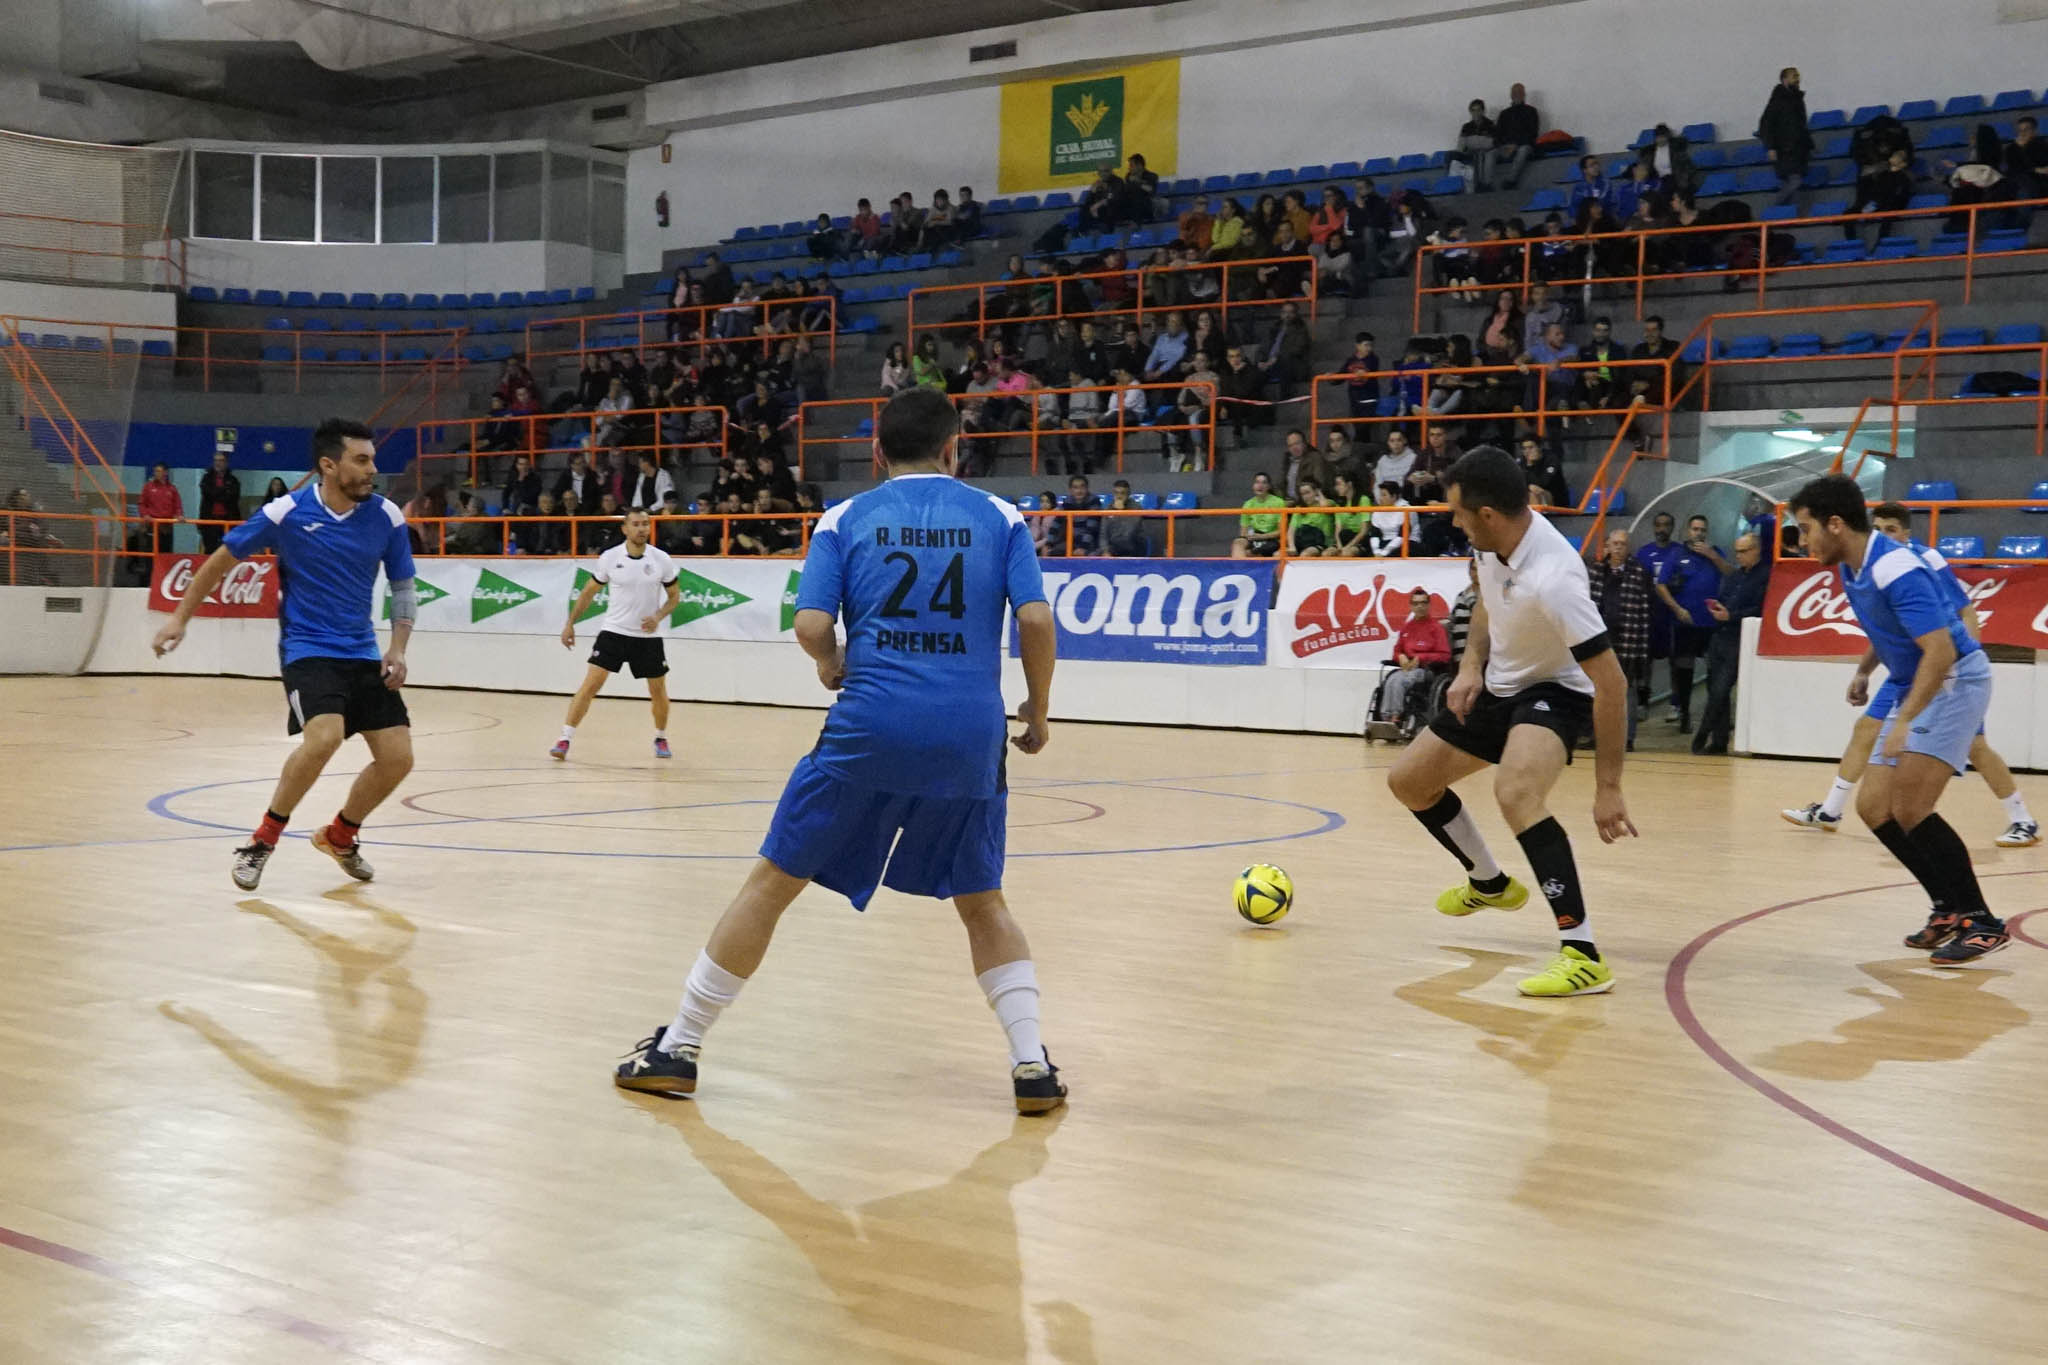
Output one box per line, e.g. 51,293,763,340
796,473,1045,799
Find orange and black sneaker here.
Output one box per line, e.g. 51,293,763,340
1930,917,2009,966
311,827,374,882
1902,908,1963,950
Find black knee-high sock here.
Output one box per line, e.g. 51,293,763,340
1411,791,1510,894
1871,818,1953,914
1903,814,1992,919
1516,817,1598,960
1671,661,1695,716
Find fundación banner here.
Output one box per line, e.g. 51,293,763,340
1760,560,2048,656
372,558,804,642
1266,560,1472,670
996,59,1180,194
1012,559,1274,665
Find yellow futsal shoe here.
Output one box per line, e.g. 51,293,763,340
1516,946,1614,997
1435,876,1530,917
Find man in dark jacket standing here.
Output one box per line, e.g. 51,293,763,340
196,450,242,553
1693,532,1769,754
1758,67,1813,205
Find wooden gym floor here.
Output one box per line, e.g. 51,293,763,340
1,675,2045,1364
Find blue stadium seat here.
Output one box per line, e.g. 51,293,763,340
1896,99,1939,120
39,334,69,350
1804,198,1848,219
141,339,174,359
329,347,361,363
71,335,102,351
1726,143,1770,167
1982,228,2030,253
1690,146,1727,169
1942,94,1987,118
1879,327,1932,352
1697,171,1739,197
1678,338,1722,364
1992,89,2038,112
546,288,573,305
1871,237,1919,260
220,288,252,305
262,316,291,331
1802,164,1834,188
1521,187,1567,213
1200,174,1232,193
1162,491,1199,511
1777,333,1824,356
1735,168,1779,193
1817,134,1852,160
1012,195,1042,212
1942,327,1989,349
485,343,514,361
2027,480,2048,513
1908,480,1959,501
1393,153,1430,173
1939,535,1984,560
935,249,964,267
906,252,934,270
1680,122,1717,144
278,291,314,309
111,338,138,356
779,220,804,237
1849,104,1891,125
253,289,283,308
1230,172,1260,190
1807,109,1847,131
983,197,1014,216
1723,334,1774,359
732,226,758,241
574,286,596,302
840,286,871,306
1758,204,1799,221
459,345,488,364
373,319,403,332
1919,124,1968,149
1630,128,1656,149
1426,175,1464,197
261,345,292,363
441,292,469,309
1260,168,1296,187
523,290,549,305
1328,161,1362,179
342,292,371,309
1129,492,1161,510
187,285,218,303
313,291,343,308
398,347,429,363
1583,488,1625,514
408,293,437,309
1994,323,2045,347
1927,232,1970,257
825,261,853,278
1363,157,1396,176
1998,535,2048,559
377,292,406,309
1042,192,1075,209
1296,163,1329,183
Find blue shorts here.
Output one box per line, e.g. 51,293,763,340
759,753,1006,911
1865,674,1986,736
1871,654,1993,776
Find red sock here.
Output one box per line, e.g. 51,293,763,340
253,809,289,847
327,811,362,850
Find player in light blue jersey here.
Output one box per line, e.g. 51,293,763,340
1789,476,2009,963
153,419,418,892
617,388,1067,1114
1782,501,2037,845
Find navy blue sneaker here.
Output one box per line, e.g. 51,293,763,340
1930,918,2010,966
1012,1050,1067,1115
615,1025,697,1097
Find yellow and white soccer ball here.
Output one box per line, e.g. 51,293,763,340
1234,863,1293,926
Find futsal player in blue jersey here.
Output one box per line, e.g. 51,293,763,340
616,388,1067,1113
1788,476,2009,962
152,419,419,892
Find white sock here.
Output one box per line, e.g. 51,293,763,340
662,950,748,1053
654,730,668,742
977,960,1045,1069
560,724,576,741
1442,804,1503,883
2001,790,2033,825
1820,776,1854,820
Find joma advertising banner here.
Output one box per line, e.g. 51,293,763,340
1267,559,1473,669
373,558,804,642
1013,559,1274,665
1759,561,2048,656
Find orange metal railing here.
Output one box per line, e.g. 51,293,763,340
412,405,734,487
906,254,1319,350
0,208,184,289
0,313,470,395
514,297,838,369
1412,194,2048,328
798,381,1218,480
0,317,126,516
1308,353,1677,452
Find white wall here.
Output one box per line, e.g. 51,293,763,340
177,238,621,298
0,280,177,337
631,0,2048,267
0,585,104,674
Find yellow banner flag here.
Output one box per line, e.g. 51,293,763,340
997,59,1180,195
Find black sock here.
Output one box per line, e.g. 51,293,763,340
1671,662,1695,715
1871,818,1952,914
1516,817,1598,960
1904,814,1991,919
1412,791,1509,894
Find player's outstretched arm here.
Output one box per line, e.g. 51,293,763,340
562,577,603,648
793,607,845,692
1012,601,1055,755
1582,647,1639,844
151,545,237,657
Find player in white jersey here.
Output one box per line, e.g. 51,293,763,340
1387,446,1638,997
553,507,682,760
1781,502,2038,846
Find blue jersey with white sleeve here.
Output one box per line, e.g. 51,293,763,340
222,486,414,666
796,473,1045,799
1840,533,1980,685
1906,539,1973,613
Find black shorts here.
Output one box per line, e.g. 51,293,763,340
1240,536,1280,558
589,630,669,679
281,657,410,738
1428,681,1592,766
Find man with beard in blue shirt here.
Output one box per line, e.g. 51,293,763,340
1652,513,1725,734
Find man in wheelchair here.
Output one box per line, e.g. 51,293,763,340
1368,588,1454,741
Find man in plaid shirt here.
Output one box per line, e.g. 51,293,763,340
1587,528,1653,750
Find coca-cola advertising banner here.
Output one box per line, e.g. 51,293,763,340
1760,561,2048,656
1267,560,1473,669
149,554,279,618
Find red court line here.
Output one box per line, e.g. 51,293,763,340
1666,874,2048,1233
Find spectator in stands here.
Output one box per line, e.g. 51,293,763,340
1757,66,1813,204
1064,475,1104,555
1424,334,1475,417
480,395,519,454
1346,178,1393,281
1944,125,2017,234
1329,471,1370,556
751,451,796,506
921,189,956,249
1097,365,1148,467
1518,321,1580,418
519,491,565,556
1095,247,1137,314
1124,154,1161,221
1587,527,1653,749
1846,146,1918,239
1851,112,1913,174
1289,478,1334,557
135,462,182,560
1393,340,1429,416
1279,190,1314,245
1030,491,1058,556
507,385,542,450
850,199,884,255
1477,289,1524,367
1491,83,1542,190
1260,300,1314,396
699,251,737,306
910,335,947,391
1177,352,1219,469
2005,117,2046,207
1278,427,1313,501
1386,191,1434,276
1217,344,1268,446
0,488,60,586
445,490,492,555
1367,481,1411,557
1517,436,1570,507
1247,194,1283,254
1382,589,1452,736
1608,160,1656,225
502,454,541,515
1579,316,1626,414
1075,320,1112,383
807,214,843,260
1186,310,1227,373
196,452,240,553
553,450,605,507
1637,124,1698,202
1107,321,1146,382
1693,531,1769,755
1374,427,1416,492
1231,472,1285,558
1308,187,1356,293
405,483,449,554
1628,314,1681,407
1256,221,1312,299
1057,368,1103,473
593,377,634,448
1341,332,1383,437
1082,166,1128,231
493,355,536,407
1208,197,1248,259
626,453,673,510
572,353,608,411
263,477,288,502
1101,480,1149,557
879,342,910,396
1471,219,1520,287
1453,99,1498,189
1567,154,1611,221
1179,194,1216,253
1654,513,1726,733
955,186,983,239
1143,311,1191,384
887,192,927,254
